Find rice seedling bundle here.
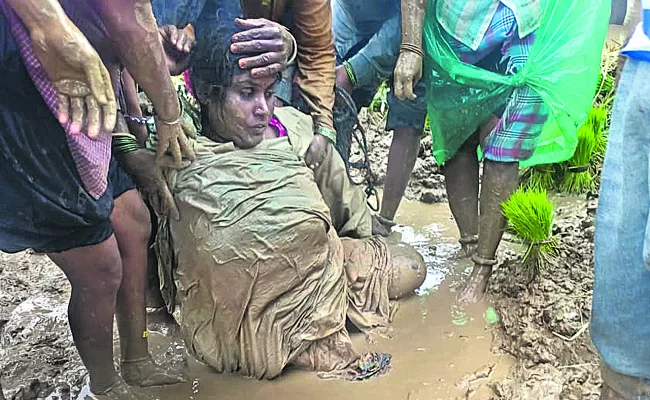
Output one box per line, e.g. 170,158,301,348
502,188,557,280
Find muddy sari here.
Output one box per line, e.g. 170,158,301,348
155,107,393,379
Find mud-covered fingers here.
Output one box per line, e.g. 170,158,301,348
234,17,272,31
70,97,85,134
181,117,197,138
167,136,183,168
403,75,416,100
102,99,117,133
83,59,109,106
156,138,171,166
85,96,100,138
232,26,283,43
394,75,406,100
57,93,70,125
177,129,196,161
238,49,285,69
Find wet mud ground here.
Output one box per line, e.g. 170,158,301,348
0,113,600,399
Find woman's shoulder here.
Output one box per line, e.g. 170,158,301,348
274,107,314,156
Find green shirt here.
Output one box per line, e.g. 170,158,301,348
436,0,542,51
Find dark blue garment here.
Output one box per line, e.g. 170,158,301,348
152,0,242,43
0,12,134,253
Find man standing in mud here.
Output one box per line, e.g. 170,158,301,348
590,2,650,399
393,0,547,303
331,0,427,230
0,0,192,397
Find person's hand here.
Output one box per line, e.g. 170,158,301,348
393,51,423,101
159,25,195,76
30,21,116,137
154,117,196,168
335,65,353,94
120,149,189,220
231,18,294,78
305,133,331,170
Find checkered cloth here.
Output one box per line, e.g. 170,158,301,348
0,0,111,199
441,3,548,162
436,0,541,51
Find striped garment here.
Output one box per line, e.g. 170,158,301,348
440,3,548,162
436,0,541,52
0,0,111,200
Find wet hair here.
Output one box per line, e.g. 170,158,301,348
190,19,248,105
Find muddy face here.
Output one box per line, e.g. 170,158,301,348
207,71,277,149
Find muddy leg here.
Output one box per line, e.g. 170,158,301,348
457,159,519,303
0,379,5,400
111,190,184,387
379,126,421,223
48,237,123,394
444,132,480,257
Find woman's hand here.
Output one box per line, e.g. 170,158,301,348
305,134,331,170
159,25,195,76
230,18,294,78
393,51,423,101
30,21,116,137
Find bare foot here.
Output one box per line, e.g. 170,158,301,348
453,242,477,260
80,378,146,399
121,357,186,387
456,265,492,303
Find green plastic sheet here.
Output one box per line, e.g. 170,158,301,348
423,0,611,167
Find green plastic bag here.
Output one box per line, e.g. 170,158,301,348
423,0,611,167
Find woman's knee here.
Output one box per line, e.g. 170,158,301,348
386,242,426,300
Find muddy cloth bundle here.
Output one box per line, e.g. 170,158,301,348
422,0,610,167
155,108,392,379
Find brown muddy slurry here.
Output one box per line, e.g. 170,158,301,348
0,199,514,400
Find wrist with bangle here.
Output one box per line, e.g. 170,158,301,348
112,132,140,156
315,124,337,145
343,61,357,88
399,42,425,58
154,100,183,126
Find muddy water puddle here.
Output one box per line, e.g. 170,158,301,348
147,200,513,400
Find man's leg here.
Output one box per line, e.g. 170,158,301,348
379,82,427,224
456,159,519,303
111,189,184,387
380,126,421,222
591,58,650,398
443,132,481,257
48,237,124,394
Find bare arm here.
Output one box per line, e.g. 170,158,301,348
98,0,195,166
393,0,427,100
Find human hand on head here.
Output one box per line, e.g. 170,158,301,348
230,18,295,78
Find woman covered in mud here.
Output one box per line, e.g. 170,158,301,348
152,21,427,380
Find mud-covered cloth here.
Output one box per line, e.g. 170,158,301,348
154,108,391,379
0,10,134,254
341,237,393,337
140,86,373,238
